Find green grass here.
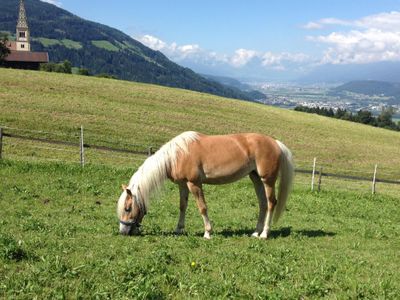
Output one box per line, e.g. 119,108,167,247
35,37,83,50
0,69,399,181
0,159,399,299
91,40,120,52
0,69,399,298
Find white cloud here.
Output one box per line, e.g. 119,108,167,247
354,11,400,31
317,29,400,64
262,52,309,68
137,34,310,71
303,22,324,30
306,11,400,65
40,0,62,7
138,34,205,62
138,35,167,51
303,18,351,29
302,12,400,31
231,49,258,67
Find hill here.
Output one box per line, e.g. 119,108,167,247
332,80,400,100
0,69,399,298
1,68,399,178
0,0,260,101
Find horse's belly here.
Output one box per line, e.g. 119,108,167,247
202,162,255,185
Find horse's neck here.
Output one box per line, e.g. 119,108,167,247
130,153,171,207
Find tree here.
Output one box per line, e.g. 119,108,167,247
0,33,11,63
335,108,346,119
377,106,397,130
40,60,72,74
60,60,72,74
356,110,374,125
78,68,90,76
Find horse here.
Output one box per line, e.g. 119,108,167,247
117,131,294,239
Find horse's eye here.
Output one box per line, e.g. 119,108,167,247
124,206,132,213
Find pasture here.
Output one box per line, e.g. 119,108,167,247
0,69,399,298
1,160,399,299
1,69,400,179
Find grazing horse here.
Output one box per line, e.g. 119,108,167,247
117,131,294,239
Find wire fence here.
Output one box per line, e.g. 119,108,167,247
1,125,399,196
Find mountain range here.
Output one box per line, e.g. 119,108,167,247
298,61,400,84
331,80,400,102
0,0,264,101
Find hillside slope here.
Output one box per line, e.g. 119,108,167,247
1,69,399,178
332,80,400,100
0,0,259,101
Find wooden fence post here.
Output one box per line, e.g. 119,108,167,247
311,157,317,191
0,128,3,160
80,126,85,167
317,167,323,192
372,164,378,195
148,146,153,157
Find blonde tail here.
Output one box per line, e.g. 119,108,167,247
274,140,294,223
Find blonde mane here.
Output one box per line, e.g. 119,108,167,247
128,131,199,211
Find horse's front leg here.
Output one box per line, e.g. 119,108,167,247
187,181,212,239
175,184,189,234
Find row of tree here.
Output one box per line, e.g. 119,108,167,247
0,33,10,62
40,59,117,79
294,105,400,131
40,60,73,74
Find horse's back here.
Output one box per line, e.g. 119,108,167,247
173,133,281,184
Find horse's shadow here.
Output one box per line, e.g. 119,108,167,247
217,226,335,239
138,226,335,239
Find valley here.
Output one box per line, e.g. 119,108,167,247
254,82,400,118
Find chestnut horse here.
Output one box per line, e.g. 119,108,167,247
117,131,294,239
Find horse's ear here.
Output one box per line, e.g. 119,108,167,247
126,188,133,197
121,184,128,191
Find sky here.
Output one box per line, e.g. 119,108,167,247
41,0,400,80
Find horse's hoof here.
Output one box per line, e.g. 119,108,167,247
251,232,259,238
174,228,184,235
203,232,211,239
259,231,269,239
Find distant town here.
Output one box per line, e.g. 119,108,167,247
251,82,400,119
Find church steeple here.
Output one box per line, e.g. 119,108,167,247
16,0,30,51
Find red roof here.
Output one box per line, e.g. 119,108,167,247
5,51,49,63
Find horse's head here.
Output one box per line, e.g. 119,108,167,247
117,184,145,236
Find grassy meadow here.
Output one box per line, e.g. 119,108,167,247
1,160,399,299
1,69,400,179
0,69,400,298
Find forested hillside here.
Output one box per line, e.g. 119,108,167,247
0,0,262,101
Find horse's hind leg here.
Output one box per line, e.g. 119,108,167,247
175,183,189,234
187,181,212,239
249,172,267,237
260,179,277,239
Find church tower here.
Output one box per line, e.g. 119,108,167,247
16,0,30,52
3,0,49,69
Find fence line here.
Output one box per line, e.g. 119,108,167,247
0,125,77,138
2,132,153,156
1,126,399,194
23,144,78,153
296,168,399,185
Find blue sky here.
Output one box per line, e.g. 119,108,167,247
42,0,400,80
